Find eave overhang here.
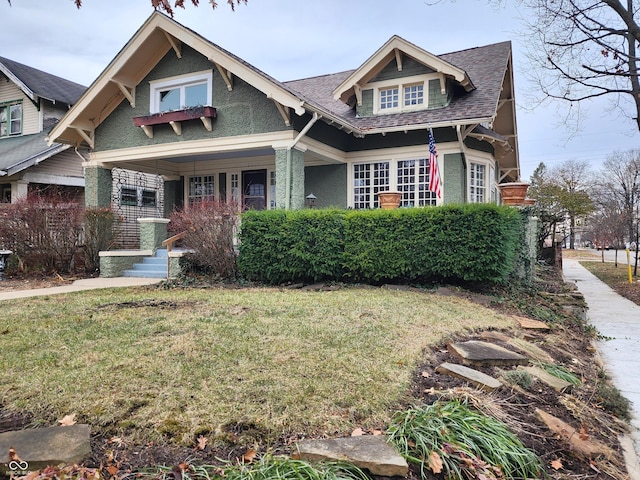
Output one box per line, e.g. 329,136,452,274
332,35,475,105
47,12,307,148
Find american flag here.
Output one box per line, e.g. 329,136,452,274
428,129,442,199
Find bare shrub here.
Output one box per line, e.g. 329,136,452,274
0,193,84,273
83,207,122,274
169,200,238,280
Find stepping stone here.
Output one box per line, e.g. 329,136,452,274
513,316,550,330
448,340,528,366
0,425,91,474
435,362,502,391
480,330,512,342
535,408,614,459
521,366,573,392
295,436,408,477
508,338,554,363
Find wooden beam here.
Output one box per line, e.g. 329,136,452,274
273,101,290,127
72,127,94,149
140,125,153,139
163,31,182,58
200,116,212,132
438,73,446,95
169,121,182,135
112,80,136,107
354,83,362,107
214,62,233,91
394,49,403,71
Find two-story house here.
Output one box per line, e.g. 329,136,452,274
0,57,86,203
48,12,521,225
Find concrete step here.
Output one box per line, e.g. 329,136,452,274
122,268,167,278
122,250,168,279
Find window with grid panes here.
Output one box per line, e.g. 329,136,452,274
189,175,215,204
269,171,276,209
397,159,436,207
379,88,399,110
470,163,486,203
353,162,390,209
404,84,424,106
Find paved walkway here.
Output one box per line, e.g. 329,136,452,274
563,258,640,470
0,277,163,301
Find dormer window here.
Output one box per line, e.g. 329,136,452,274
0,102,22,137
371,75,438,115
149,70,213,114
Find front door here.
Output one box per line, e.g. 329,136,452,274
242,170,267,211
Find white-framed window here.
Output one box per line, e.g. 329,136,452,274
397,159,436,207
149,70,213,114
188,175,215,205
353,162,390,209
230,173,240,204
269,171,277,209
352,158,438,209
470,162,486,203
371,74,438,114
0,102,22,137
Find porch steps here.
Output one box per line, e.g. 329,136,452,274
122,249,168,279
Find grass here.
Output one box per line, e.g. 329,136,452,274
386,399,542,480
0,285,515,446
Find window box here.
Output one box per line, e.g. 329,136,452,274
133,106,217,138
133,106,217,127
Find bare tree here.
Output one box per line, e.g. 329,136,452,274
522,0,640,133
600,149,640,243
6,0,247,16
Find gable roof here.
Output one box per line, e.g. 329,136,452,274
47,11,516,170
331,35,474,106
285,41,512,134
0,57,86,106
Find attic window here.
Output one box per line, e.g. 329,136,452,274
370,74,441,115
149,70,212,114
0,102,22,137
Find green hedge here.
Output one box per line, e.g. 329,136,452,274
238,205,524,285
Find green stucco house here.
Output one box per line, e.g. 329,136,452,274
47,12,523,276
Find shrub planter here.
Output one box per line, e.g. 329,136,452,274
377,191,402,209
498,182,530,206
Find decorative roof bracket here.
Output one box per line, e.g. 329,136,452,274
72,126,94,149
394,49,403,71
112,80,136,107
214,62,233,91
163,31,182,58
272,100,290,126
354,83,362,106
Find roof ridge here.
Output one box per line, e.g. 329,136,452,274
284,69,356,84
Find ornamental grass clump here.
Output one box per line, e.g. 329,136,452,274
387,399,542,480
141,457,369,480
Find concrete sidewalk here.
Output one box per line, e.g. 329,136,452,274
563,259,640,469
0,277,163,301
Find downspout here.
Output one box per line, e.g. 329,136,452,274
285,112,320,209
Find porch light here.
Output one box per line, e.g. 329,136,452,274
306,193,317,208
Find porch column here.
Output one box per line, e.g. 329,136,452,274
84,166,112,208
10,180,28,203
274,147,306,210
138,218,170,251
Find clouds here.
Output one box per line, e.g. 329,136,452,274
2,0,638,178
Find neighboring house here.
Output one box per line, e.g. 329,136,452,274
48,12,521,223
0,57,87,203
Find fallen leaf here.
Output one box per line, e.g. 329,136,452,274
589,460,601,473
107,465,119,476
550,458,563,470
242,448,257,463
171,465,183,480
59,413,76,426
421,371,430,378
579,423,589,441
371,429,383,436
351,427,364,436
428,451,444,474
196,435,208,451
424,387,436,395
108,436,124,447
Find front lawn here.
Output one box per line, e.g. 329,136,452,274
0,285,514,447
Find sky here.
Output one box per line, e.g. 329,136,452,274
2,0,638,180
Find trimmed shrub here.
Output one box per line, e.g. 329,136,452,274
238,204,524,285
